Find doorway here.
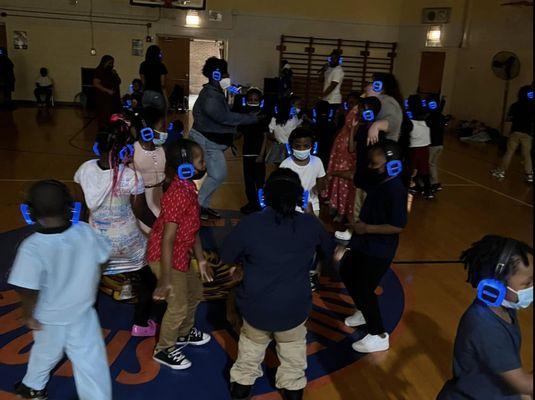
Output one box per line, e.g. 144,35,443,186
417,51,446,96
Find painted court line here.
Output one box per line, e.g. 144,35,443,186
439,168,533,208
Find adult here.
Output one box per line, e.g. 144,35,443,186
0,47,15,109
188,57,259,220
320,49,345,113
279,59,293,99
364,72,404,144
139,45,168,113
92,55,122,129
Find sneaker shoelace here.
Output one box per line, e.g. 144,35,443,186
168,348,187,363
189,327,203,340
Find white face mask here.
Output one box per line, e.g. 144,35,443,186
219,78,232,90
502,286,533,309
153,130,168,146
293,148,311,161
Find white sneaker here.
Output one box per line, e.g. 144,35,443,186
335,230,352,241
352,333,390,353
344,310,366,327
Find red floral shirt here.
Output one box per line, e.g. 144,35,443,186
147,178,200,271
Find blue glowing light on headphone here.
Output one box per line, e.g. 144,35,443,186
177,148,195,180
372,80,383,92
290,106,298,117
403,99,409,109
257,188,310,211
406,111,414,120
167,122,174,134
527,90,534,100
384,149,403,177
477,279,507,307
20,202,82,225
92,142,101,157
362,109,375,122
421,99,427,108
123,99,133,110
274,105,279,115
242,97,247,107
328,108,335,121
212,69,222,81
119,144,135,161
428,100,438,110
343,102,349,111
312,109,318,123
312,142,319,155
285,142,319,156
227,86,241,95
129,84,134,93
140,127,155,142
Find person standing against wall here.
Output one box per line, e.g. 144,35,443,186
93,55,122,129
0,46,15,109
188,57,259,221
139,45,168,113
319,49,345,114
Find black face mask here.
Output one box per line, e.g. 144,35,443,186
365,167,388,186
191,169,207,181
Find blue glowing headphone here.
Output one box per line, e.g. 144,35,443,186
328,55,343,65
476,241,514,307
421,99,427,108
123,99,133,110
257,176,310,211
177,146,196,180
362,109,375,122
527,90,534,100
93,142,101,157
20,181,82,225
285,142,319,157
119,144,135,161
311,108,335,124
428,100,438,110
383,147,403,177
372,80,383,93
343,101,349,111
212,69,222,81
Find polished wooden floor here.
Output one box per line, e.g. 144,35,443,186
0,107,532,399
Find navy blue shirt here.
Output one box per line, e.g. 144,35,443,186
438,300,522,400
221,208,335,332
350,176,407,260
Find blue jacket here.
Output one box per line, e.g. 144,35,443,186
192,82,258,146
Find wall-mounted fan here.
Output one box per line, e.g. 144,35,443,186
491,51,520,133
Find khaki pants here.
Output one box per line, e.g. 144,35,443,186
150,262,203,351
429,145,443,185
353,188,367,223
500,131,533,174
230,320,308,391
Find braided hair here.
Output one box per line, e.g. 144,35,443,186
461,235,533,288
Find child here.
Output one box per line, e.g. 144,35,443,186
280,127,327,217
404,94,435,200
491,85,534,183
309,99,338,167
9,180,112,400
165,118,185,148
266,98,303,165
34,67,53,107
333,96,384,241
221,168,334,400
75,117,158,337
323,93,360,225
336,140,407,353
148,138,214,370
425,95,447,192
131,78,144,109
236,87,268,215
438,235,533,399
132,107,167,234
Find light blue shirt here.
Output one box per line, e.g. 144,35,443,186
8,222,111,325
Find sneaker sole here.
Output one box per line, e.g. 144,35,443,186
344,319,366,328
152,356,192,370
352,343,390,353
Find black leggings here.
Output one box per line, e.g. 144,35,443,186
243,156,266,206
339,250,392,335
133,265,158,326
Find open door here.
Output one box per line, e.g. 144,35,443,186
158,36,190,98
417,51,446,96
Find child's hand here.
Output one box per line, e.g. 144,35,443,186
367,124,380,146
333,245,348,263
153,277,172,301
199,260,214,282
25,316,42,331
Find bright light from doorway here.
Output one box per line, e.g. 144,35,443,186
426,25,443,47
186,11,201,27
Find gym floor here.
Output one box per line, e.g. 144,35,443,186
0,107,532,399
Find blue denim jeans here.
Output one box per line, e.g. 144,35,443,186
188,129,229,208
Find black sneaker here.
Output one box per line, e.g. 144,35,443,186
431,183,443,192
177,327,211,346
153,346,192,370
408,185,422,195
281,388,304,400
230,382,252,400
14,382,48,399
309,271,320,292
423,191,436,200
200,207,221,220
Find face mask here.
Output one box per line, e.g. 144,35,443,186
293,149,311,161
502,286,533,309
153,131,168,146
192,169,207,180
366,167,388,185
219,78,232,90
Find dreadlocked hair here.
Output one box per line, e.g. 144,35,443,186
461,235,533,288
96,117,134,196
